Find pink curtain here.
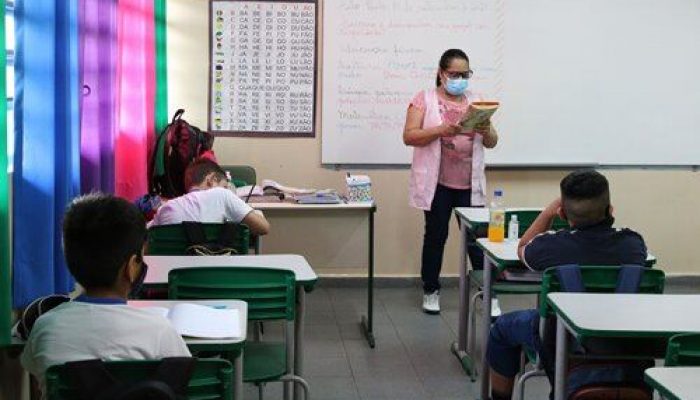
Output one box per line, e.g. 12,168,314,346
115,0,156,200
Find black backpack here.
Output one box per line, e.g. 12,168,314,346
149,109,215,198
61,358,195,400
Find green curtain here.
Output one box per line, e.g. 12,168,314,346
153,0,167,177
0,0,10,345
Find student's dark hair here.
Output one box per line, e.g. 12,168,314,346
62,193,146,289
560,169,611,227
436,49,469,87
184,158,227,190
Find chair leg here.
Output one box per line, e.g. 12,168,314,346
512,368,546,400
280,375,311,400
468,290,484,355
256,383,264,400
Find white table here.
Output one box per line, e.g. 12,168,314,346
548,293,700,400
143,254,317,400
129,300,248,400
645,367,700,400
252,201,379,348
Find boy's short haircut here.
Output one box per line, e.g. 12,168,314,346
560,169,611,227
63,193,146,289
183,158,227,191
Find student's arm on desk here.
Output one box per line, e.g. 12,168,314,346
517,198,562,262
242,210,270,236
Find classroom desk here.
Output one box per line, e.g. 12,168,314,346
466,237,656,400
144,254,317,400
451,208,542,376
252,201,379,348
645,367,700,400
548,293,700,400
129,300,248,400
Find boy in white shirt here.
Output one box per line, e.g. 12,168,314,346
149,158,270,235
21,194,191,391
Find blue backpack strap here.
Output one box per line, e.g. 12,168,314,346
615,264,644,293
555,264,585,293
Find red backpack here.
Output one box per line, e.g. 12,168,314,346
149,109,216,198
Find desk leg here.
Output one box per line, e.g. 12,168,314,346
255,235,262,255
361,207,376,348
235,351,244,400
554,317,568,400
479,255,492,400
451,220,476,378
294,287,306,400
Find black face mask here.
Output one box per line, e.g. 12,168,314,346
128,261,149,299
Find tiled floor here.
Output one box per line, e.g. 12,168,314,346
244,286,551,400
244,281,700,399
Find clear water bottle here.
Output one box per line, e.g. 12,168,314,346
508,214,519,241
488,190,505,242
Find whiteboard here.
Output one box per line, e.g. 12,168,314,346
321,0,700,166
209,0,317,137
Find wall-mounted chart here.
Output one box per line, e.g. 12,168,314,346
209,0,317,137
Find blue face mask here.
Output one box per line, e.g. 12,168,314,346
445,78,468,96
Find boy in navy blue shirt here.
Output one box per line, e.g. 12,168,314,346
486,169,647,400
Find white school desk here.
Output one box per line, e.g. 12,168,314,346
468,237,656,400
645,367,700,400
451,208,543,376
548,293,700,400
252,201,379,348
129,300,248,400
143,254,316,400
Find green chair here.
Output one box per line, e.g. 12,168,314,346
168,267,310,400
45,358,233,400
147,223,250,256
463,210,569,379
665,333,700,367
222,165,257,187
513,265,666,400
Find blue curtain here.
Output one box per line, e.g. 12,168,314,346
13,0,80,307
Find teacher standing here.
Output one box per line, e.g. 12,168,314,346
403,49,498,314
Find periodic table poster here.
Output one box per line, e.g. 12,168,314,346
209,0,317,137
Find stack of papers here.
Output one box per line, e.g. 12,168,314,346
144,303,241,339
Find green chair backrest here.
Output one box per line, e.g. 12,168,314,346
168,267,296,321
505,210,568,237
539,266,665,317
147,223,250,256
222,165,256,186
665,333,700,366
45,359,233,400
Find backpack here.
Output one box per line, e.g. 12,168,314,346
552,265,654,400
149,109,216,198
61,358,195,400
14,294,71,340
182,221,241,256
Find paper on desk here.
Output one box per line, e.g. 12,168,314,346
143,303,241,339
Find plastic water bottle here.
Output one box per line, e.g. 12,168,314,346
508,214,519,241
488,190,505,242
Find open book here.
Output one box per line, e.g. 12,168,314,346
459,101,499,132
144,303,241,339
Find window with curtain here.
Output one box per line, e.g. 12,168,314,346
5,0,12,171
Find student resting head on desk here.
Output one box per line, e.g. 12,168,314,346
148,158,270,235
21,193,191,393
485,169,648,400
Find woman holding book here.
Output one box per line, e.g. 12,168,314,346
403,48,498,314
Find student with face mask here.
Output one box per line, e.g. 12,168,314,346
403,49,499,314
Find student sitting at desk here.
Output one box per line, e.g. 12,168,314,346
485,169,647,400
21,194,191,391
149,158,270,235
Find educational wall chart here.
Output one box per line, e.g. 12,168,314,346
209,0,317,137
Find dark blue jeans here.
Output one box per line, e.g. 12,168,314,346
486,309,542,377
421,184,483,293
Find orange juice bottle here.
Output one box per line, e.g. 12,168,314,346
488,190,505,242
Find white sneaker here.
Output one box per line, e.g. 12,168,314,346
491,298,502,318
422,291,440,314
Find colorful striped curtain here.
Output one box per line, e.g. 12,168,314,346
13,0,81,307
0,0,11,345
115,0,156,201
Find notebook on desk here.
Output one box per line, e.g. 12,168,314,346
502,269,543,283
